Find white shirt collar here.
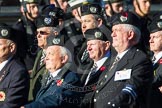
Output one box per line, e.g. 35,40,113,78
95,51,110,71
154,51,162,63
50,69,62,78
117,49,129,59
0,57,13,71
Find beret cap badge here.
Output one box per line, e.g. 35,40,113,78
52,38,61,45
1,29,8,37
95,31,102,38
90,6,97,14
160,15,162,19
120,12,128,22
157,21,162,29
49,12,56,17
44,17,52,25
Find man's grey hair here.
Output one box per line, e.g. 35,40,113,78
123,24,141,44
60,46,72,63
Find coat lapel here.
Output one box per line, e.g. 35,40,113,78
97,47,137,90
0,58,14,83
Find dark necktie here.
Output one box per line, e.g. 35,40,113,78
152,56,156,63
109,56,120,71
81,49,89,63
85,63,98,85
46,74,53,85
40,51,46,66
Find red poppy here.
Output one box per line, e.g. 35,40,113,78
159,58,162,64
100,66,106,72
56,79,64,86
0,91,5,101
121,12,128,17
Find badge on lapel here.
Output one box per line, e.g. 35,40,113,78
56,79,64,86
0,91,5,101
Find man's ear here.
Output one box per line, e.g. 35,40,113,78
9,43,16,54
105,41,111,51
61,55,69,64
97,18,103,27
128,30,135,40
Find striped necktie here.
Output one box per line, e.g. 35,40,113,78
85,63,98,85
40,51,46,66
109,56,120,71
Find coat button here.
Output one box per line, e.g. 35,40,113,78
94,99,97,102
105,75,107,78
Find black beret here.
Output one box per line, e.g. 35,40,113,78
80,3,103,16
0,23,16,42
41,4,64,19
46,34,65,47
35,16,59,28
35,5,65,28
111,11,141,30
149,12,162,33
84,28,111,41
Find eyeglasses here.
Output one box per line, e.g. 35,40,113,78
36,31,50,35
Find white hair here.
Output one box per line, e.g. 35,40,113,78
60,46,72,63
123,24,141,44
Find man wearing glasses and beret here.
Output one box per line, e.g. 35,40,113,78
28,4,64,102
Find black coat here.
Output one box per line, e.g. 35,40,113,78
91,47,153,108
0,57,29,108
149,57,162,108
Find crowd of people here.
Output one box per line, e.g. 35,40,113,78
0,0,161,108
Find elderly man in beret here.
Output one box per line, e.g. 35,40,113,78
28,4,65,102
0,23,29,108
91,11,154,108
80,27,113,108
148,12,162,108
74,1,112,76
21,35,81,108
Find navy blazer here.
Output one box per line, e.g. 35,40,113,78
24,64,81,108
0,57,29,108
149,57,162,108
92,47,154,108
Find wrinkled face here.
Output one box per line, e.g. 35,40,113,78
87,39,110,62
0,39,13,62
149,31,162,53
135,0,151,16
81,14,98,34
45,46,63,72
36,27,51,48
26,3,39,19
111,24,130,52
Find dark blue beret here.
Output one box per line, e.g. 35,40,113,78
111,11,141,30
149,12,162,33
84,28,111,41
80,3,103,16
0,23,16,42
